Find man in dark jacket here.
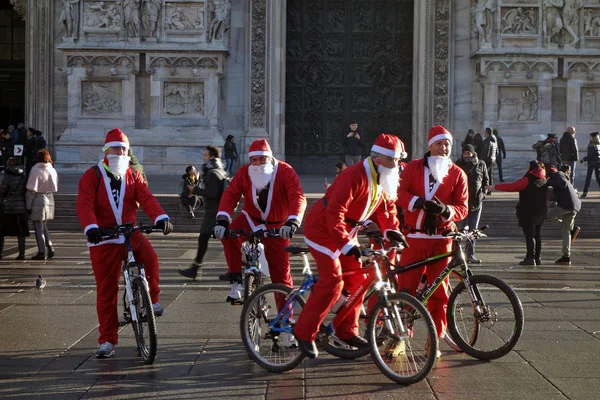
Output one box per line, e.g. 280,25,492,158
455,144,489,263
481,127,497,187
178,145,228,280
559,126,578,186
344,120,364,166
546,165,581,265
493,129,506,182
533,133,561,169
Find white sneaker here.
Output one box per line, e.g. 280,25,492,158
95,341,115,358
152,303,164,316
226,282,244,305
280,332,298,348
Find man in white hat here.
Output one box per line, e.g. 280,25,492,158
77,128,173,359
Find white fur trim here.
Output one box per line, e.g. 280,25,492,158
441,205,455,222
341,242,355,255
216,211,231,219
84,224,99,234
103,141,129,150
248,151,272,157
408,196,419,212
428,133,453,147
407,232,449,240
304,237,341,260
242,210,267,232
371,144,400,158
153,214,169,225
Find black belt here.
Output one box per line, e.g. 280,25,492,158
251,216,284,225
322,197,364,227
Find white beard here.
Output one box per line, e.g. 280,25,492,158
378,165,400,201
248,163,274,191
428,155,451,183
106,154,130,178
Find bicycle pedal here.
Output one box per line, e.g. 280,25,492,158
119,320,129,327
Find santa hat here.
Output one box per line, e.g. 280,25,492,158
428,125,453,147
371,133,407,159
103,128,130,152
248,139,272,158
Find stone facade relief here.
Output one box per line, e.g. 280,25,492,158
166,3,205,31
164,83,204,116
580,88,599,120
543,0,583,45
84,2,121,29
142,0,162,39
473,0,495,47
60,0,81,40
250,0,266,128
498,86,538,121
9,0,26,19
208,0,231,42
122,0,141,38
584,9,600,36
501,7,538,34
81,81,122,116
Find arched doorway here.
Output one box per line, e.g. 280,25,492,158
0,0,25,130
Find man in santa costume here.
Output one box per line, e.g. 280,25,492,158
213,139,306,307
396,125,469,349
293,133,408,359
77,129,173,359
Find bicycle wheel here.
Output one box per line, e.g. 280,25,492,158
240,283,305,372
447,274,524,361
244,272,261,302
131,276,157,364
367,292,438,385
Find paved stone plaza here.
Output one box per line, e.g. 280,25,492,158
0,232,599,399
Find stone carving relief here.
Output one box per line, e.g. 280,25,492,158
142,0,162,38
433,0,450,126
123,0,141,38
84,2,121,29
166,3,205,31
164,83,205,116
81,81,122,116
66,54,138,75
251,0,266,128
9,0,26,20
498,86,538,121
501,7,538,34
60,0,81,40
580,88,599,121
483,59,555,78
474,0,495,44
147,55,220,75
584,9,600,36
543,0,583,45
208,0,231,42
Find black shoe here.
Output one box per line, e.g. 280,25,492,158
499,179,505,183
342,335,369,349
47,246,55,259
295,335,318,359
535,258,542,265
178,262,201,280
519,258,535,265
219,271,231,281
580,192,587,199
16,253,25,260
31,252,46,260
570,226,580,244
555,256,571,265
467,255,481,264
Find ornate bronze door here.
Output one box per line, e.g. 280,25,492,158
285,0,414,172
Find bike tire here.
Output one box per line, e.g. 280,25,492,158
444,270,467,352
367,292,438,385
131,276,157,364
447,274,524,361
244,272,260,303
240,283,305,372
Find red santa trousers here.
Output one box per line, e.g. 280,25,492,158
294,249,368,342
396,236,453,338
222,214,292,310
90,233,160,345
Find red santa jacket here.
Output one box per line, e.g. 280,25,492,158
216,159,306,231
77,162,168,246
304,158,399,259
397,157,468,239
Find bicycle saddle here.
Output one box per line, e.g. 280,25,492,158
284,246,310,256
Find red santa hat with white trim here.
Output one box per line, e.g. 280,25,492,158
103,128,130,152
248,139,272,158
427,125,453,147
371,133,407,159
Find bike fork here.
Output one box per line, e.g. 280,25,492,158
124,269,138,322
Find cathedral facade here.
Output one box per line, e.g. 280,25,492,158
3,0,599,173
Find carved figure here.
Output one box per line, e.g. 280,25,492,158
142,0,161,38
60,0,80,39
584,10,600,36
196,6,205,28
166,7,186,30
193,93,205,114
83,83,121,115
86,2,120,29
123,0,141,38
502,7,537,34
562,0,582,45
519,87,538,121
208,0,231,42
474,0,495,43
543,0,564,45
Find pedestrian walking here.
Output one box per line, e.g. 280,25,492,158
546,165,581,265
24,128,36,176
559,126,578,186
533,133,561,170
473,132,484,158
26,150,58,260
178,146,228,280
344,120,364,166
482,127,498,187
461,129,475,148
493,129,506,182
579,131,600,199
455,144,489,263
223,135,238,176
0,157,29,260
488,161,548,266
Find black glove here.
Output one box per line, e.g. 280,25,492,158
423,213,438,236
423,199,448,216
156,219,173,235
86,228,103,244
386,230,409,249
413,197,426,209
344,245,362,261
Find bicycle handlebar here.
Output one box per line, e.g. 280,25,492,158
100,223,162,240
227,228,280,239
443,225,489,240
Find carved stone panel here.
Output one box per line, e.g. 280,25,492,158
84,1,121,30
250,0,266,128
580,87,600,121
163,82,205,116
81,81,123,117
285,0,414,164
433,0,449,126
500,7,538,34
498,86,538,121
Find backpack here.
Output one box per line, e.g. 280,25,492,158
208,168,230,196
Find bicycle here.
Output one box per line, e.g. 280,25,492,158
101,222,162,364
227,228,280,304
240,244,438,385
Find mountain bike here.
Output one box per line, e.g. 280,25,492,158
102,223,161,364
240,245,438,385
228,228,280,303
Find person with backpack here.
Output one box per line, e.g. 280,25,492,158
533,133,561,169
178,146,229,280
559,126,578,186
482,127,498,187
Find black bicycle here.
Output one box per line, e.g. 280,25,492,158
101,223,162,364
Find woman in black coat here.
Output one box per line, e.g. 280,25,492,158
489,160,548,265
0,158,29,259
179,165,203,218
580,132,600,198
